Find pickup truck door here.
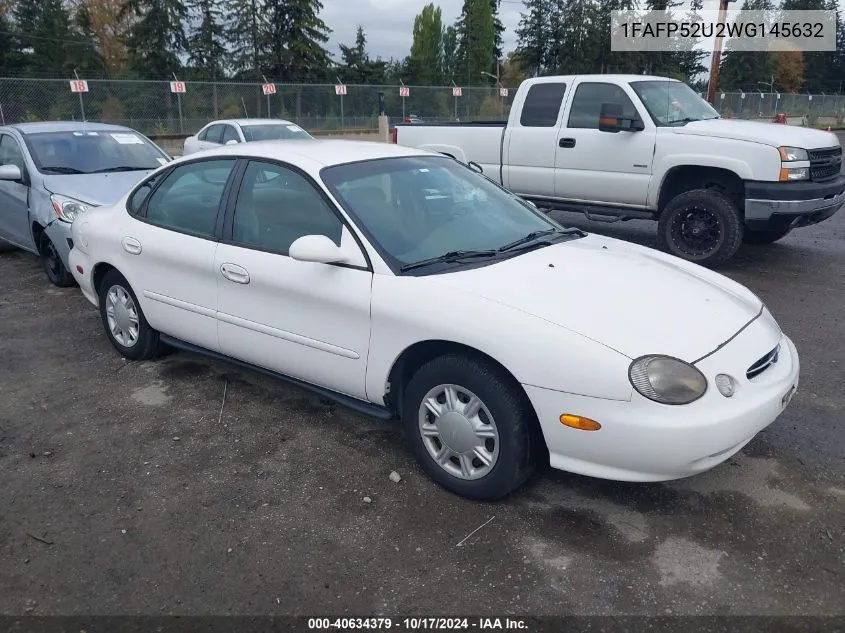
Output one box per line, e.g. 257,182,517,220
502,81,569,198
554,81,656,207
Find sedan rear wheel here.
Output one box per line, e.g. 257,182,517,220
402,354,541,500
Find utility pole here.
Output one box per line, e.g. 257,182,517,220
707,0,737,104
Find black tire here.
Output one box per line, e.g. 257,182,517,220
743,226,792,245
657,189,744,267
97,269,161,361
39,232,75,287
401,354,541,501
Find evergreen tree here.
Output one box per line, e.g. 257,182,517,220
455,0,496,85
69,1,106,74
718,0,776,91
0,1,16,72
229,0,265,79
489,0,505,60
10,0,41,72
338,26,386,84
407,3,442,84
122,0,188,77
262,0,332,82
515,0,550,77
186,0,226,77
441,25,458,81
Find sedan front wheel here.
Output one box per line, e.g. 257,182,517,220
402,354,541,500
98,269,162,360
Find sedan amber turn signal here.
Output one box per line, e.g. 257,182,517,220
559,414,601,431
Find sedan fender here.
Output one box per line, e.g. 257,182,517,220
365,274,634,406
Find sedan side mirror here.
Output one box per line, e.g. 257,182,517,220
289,234,349,264
0,164,22,182
225,139,239,145
599,102,644,133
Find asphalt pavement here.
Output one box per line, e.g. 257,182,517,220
0,135,843,617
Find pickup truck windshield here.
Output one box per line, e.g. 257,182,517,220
322,156,577,272
24,130,166,174
630,81,719,126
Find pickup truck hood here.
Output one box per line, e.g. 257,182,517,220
436,234,763,362
42,170,155,206
673,119,840,150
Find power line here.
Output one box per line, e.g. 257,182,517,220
0,30,98,48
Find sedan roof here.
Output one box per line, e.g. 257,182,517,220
175,139,435,168
8,121,139,135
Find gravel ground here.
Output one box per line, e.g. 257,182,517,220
0,136,843,617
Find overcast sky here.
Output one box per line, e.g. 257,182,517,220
322,0,845,63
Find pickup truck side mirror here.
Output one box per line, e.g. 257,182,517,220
599,102,645,133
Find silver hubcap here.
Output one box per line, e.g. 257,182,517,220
418,384,500,480
105,285,139,347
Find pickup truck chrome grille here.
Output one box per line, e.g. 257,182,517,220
808,146,842,182
746,343,780,380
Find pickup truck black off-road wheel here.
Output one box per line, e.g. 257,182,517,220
743,226,792,245
658,189,743,267
98,269,162,361
402,354,541,501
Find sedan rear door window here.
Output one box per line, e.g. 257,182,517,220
143,159,236,238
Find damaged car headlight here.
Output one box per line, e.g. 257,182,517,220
50,194,90,222
629,355,708,405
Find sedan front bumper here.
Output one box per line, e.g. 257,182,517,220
525,315,799,482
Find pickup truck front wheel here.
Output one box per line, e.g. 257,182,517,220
658,189,743,267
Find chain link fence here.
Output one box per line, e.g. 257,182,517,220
712,91,845,123
2,78,842,134
0,78,516,136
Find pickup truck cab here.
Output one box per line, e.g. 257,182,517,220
392,75,845,266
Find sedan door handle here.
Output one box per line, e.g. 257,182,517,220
122,237,142,255
559,138,576,148
220,262,250,284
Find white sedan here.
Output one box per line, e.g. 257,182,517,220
67,140,800,500
182,118,312,155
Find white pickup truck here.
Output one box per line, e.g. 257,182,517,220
392,74,844,266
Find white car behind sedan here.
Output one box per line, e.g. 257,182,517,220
68,140,800,500
183,118,313,155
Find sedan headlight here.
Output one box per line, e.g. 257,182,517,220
629,355,708,405
778,146,808,162
50,194,90,222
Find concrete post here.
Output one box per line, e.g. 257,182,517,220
378,115,390,143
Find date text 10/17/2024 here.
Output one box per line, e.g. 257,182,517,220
308,618,529,630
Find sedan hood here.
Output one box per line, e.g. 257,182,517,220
435,234,763,362
674,118,840,149
42,170,156,206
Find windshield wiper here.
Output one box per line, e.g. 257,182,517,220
399,249,498,272
90,166,153,173
40,165,87,174
497,228,583,253
668,117,703,126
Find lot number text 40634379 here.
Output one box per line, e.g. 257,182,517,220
307,617,528,630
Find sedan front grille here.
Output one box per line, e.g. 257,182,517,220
809,146,842,182
746,344,780,380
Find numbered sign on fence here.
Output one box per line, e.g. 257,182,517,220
499,88,508,97
170,81,186,94
69,80,89,93
263,83,276,95
335,84,347,96
452,86,462,97
399,86,410,97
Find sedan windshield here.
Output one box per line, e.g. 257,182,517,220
630,80,720,126
240,124,313,142
25,130,167,174
321,156,582,272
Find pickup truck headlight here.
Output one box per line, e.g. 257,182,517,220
50,194,90,222
629,355,708,405
779,167,809,181
778,146,808,162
